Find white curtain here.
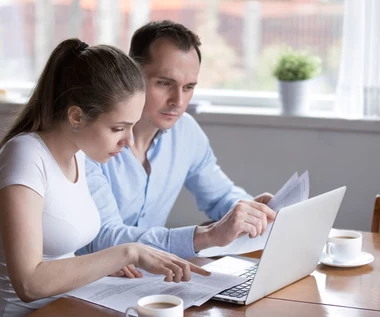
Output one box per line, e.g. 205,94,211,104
335,0,380,118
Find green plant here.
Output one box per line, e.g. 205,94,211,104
273,48,322,81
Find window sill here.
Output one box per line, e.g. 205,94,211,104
1,98,380,134
190,105,380,134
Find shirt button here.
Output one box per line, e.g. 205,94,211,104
141,213,146,218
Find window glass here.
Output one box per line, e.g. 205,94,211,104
0,0,344,97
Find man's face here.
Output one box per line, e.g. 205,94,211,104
142,38,200,130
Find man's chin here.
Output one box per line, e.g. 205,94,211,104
155,116,180,130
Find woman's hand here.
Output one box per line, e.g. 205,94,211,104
126,243,210,283
109,264,143,278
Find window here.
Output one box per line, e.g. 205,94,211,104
0,0,344,109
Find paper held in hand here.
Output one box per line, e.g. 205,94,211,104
198,171,310,257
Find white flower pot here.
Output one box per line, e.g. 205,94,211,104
278,79,311,116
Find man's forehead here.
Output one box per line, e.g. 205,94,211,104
145,65,199,82
146,40,200,66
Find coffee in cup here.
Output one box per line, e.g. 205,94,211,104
125,294,183,317
143,302,177,309
326,230,362,263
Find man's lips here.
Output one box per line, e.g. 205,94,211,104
160,112,179,116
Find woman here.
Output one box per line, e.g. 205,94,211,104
0,38,209,316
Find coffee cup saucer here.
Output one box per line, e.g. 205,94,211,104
319,251,374,268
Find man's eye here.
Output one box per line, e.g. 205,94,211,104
112,128,124,132
158,81,170,86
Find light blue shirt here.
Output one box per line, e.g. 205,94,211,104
80,113,252,258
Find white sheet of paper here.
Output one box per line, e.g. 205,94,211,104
67,273,246,313
198,225,273,257
267,172,299,211
268,171,309,212
198,171,310,257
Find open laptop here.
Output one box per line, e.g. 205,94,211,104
204,186,346,305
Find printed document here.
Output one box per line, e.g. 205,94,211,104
67,272,246,313
198,171,310,257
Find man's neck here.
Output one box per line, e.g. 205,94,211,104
132,119,160,153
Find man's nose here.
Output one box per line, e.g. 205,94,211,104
169,88,183,107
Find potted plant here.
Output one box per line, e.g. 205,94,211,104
273,48,321,116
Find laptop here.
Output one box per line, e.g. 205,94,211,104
204,186,346,305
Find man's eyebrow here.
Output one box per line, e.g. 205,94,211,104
114,121,134,126
157,76,198,86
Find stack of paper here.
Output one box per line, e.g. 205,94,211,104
67,272,246,312
198,171,310,257
267,171,309,212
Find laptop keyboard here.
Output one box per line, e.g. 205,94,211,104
219,264,258,298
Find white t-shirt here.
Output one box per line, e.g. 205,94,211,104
0,133,101,317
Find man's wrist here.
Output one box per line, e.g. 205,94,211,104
193,225,214,253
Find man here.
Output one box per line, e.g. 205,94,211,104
80,20,275,269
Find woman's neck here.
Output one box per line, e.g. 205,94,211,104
37,124,79,182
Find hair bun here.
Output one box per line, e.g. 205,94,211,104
75,41,89,53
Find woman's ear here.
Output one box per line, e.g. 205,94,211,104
67,106,84,128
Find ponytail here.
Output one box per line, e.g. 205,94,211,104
1,39,145,148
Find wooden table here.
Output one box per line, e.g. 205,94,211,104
267,231,380,311
28,231,380,317
28,296,380,317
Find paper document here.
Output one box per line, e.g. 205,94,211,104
67,272,246,313
267,171,309,212
198,171,310,257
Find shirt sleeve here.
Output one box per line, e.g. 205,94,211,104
184,116,253,221
0,137,46,197
79,157,198,259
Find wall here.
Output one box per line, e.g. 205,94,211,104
168,110,380,232
1,102,379,232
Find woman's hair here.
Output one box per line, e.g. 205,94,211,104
129,20,202,66
1,38,145,147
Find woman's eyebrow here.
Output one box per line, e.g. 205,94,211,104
114,121,134,126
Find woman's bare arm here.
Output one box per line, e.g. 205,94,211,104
0,185,209,303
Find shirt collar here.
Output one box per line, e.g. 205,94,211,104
152,129,168,146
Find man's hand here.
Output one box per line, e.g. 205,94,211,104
253,192,273,205
194,200,276,252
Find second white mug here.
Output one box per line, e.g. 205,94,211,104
326,230,362,263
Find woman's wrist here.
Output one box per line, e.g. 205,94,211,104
122,243,139,266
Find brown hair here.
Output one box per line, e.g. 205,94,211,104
129,20,202,66
1,38,145,147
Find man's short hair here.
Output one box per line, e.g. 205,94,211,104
129,20,202,66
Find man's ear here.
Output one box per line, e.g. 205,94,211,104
67,106,84,127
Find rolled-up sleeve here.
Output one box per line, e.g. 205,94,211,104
78,157,198,259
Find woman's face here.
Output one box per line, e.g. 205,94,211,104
74,92,145,163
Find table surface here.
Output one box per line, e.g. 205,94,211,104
28,231,380,317
28,296,380,317
267,231,380,311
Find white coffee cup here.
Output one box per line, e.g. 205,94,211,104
326,230,362,263
125,294,183,317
